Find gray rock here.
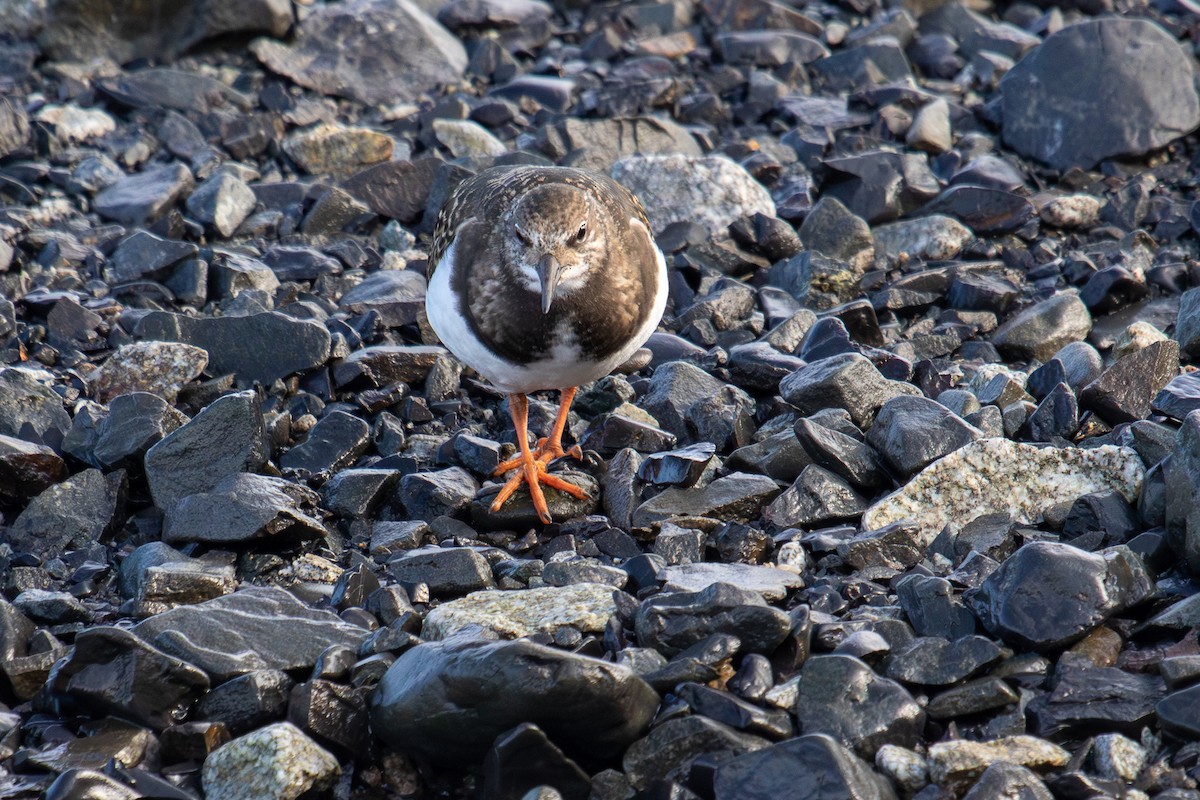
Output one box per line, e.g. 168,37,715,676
137,311,331,386
885,635,1004,686
134,586,369,680
992,293,1092,362
710,734,902,800
202,723,340,800
635,582,792,657
1000,19,1200,169
94,162,194,225
659,562,803,602
162,472,327,545
92,392,188,469
88,341,208,404
423,583,616,641
105,230,199,283
144,390,269,511
251,0,467,106
632,472,780,527
332,344,444,388
866,395,982,477
337,270,428,327
611,154,774,235
1153,372,1200,422
370,635,658,765
623,716,769,790
0,367,72,451
1080,339,1179,425
7,468,125,558
186,173,257,237
780,353,919,427
794,655,925,759
39,0,291,63
966,542,1154,650
388,546,495,595
1166,411,1200,573
0,433,66,500
280,410,370,478
1176,287,1200,361
762,465,866,528
0,95,30,158
638,360,728,442
798,196,874,271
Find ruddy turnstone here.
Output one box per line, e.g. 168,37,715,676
426,165,668,523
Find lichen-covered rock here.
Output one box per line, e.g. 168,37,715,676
862,438,1144,537
202,722,339,800
872,215,973,264
89,341,208,403
422,583,617,640
927,736,1069,791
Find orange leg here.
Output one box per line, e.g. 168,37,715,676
491,390,589,524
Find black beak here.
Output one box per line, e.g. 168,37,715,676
536,253,561,314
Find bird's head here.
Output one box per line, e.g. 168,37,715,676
504,183,605,314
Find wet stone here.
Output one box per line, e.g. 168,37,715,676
371,635,659,766
91,392,188,470
1079,340,1179,425
925,677,1020,720
885,635,1004,686
635,582,792,656
0,434,67,500
963,763,1052,800
659,562,802,602
866,395,982,478
762,465,867,529
794,654,925,758
1157,683,1200,740
622,715,770,791
895,574,976,640
280,410,370,478
163,472,327,545
780,353,919,428
966,542,1153,651
144,390,268,511
94,162,194,225
713,734,898,800
676,682,794,739
196,670,294,736
0,367,72,451
89,341,208,403
7,468,126,559
1152,372,1200,421
288,678,370,753
632,472,779,528
134,586,368,681
474,468,600,530
1026,662,1164,737
388,546,495,595
482,723,591,800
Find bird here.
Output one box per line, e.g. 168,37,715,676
425,165,668,524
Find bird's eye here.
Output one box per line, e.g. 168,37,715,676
575,223,587,243
515,226,532,246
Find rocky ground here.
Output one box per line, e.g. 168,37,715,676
1,0,1200,797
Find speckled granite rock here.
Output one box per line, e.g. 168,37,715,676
422,583,617,640
927,736,1069,791
201,722,339,800
862,438,1144,536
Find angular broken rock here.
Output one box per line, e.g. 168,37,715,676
89,341,208,403
862,438,1144,537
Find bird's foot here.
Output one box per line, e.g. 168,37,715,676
491,451,590,524
494,437,583,474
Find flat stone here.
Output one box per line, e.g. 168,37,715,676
928,736,1069,792
7,468,125,558
422,583,617,640
863,439,1144,539
94,162,194,225
635,582,792,657
872,215,973,264
0,367,72,451
632,472,780,527
992,293,1093,363
336,271,428,327
623,715,770,790
283,121,394,178
134,586,369,681
388,546,495,595
89,341,207,403
659,562,803,601
251,0,467,106
162,472,327,546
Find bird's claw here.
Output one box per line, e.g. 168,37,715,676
491,454,590,524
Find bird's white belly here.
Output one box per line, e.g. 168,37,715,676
426,230,668,396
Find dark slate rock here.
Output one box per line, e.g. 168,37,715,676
1022,382,1078,442
197,669,294,736
866,395,981,477
280,410,370,478
923,185,1034,234
1079,340,1179,425
991,293,1092,363
1177,287,1200,361
50,625,209,729
639,361,729,442
895,574,976,640
658,562,802,601
714,31,829,67
0,95,30,158
712,734,898,800
186,172,257,237
727,431,813,484
947,271,1019,314
999,19,1200,169
250,0,467,106
780,353,917,427
162,472,327,545
92,392,188,469
144,390,268,511
965,764,1052,800
820,150,940,224
632,472,780,527
1062,491,1139,546
727,342,806,393
926,676,1020,721
1152,372,1200,422
99,67,255,112
965,542,1154,650
137,311,331,386
337,270,428,327
676,682,794,739
332,345,444,389
105,231,198,283
0,433,67,500
794,655,924,758
1166,411,1200,573
1080,267,1150,314
321,468,400,519
1028,340,1103,398
133,586,369,681
634,582,791,657
481,723,591,800
1027,662,1164,737
885,635,1003,686
13,588,89,623
388,547,495,595
837,520,928,573
584,413,678,457
260,244,341,281
798,196,874,268
622,715,769,791
761,465,866,528
342,158,441,224
687,385,757,451
370,635,658,766
93,163,194,225
811,40,912,93
288,678,370,753
638,443,717,488
474,468,599,529
7,468,125,558
1157,684,1200,740
0,368,72,451
794,418,890,491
